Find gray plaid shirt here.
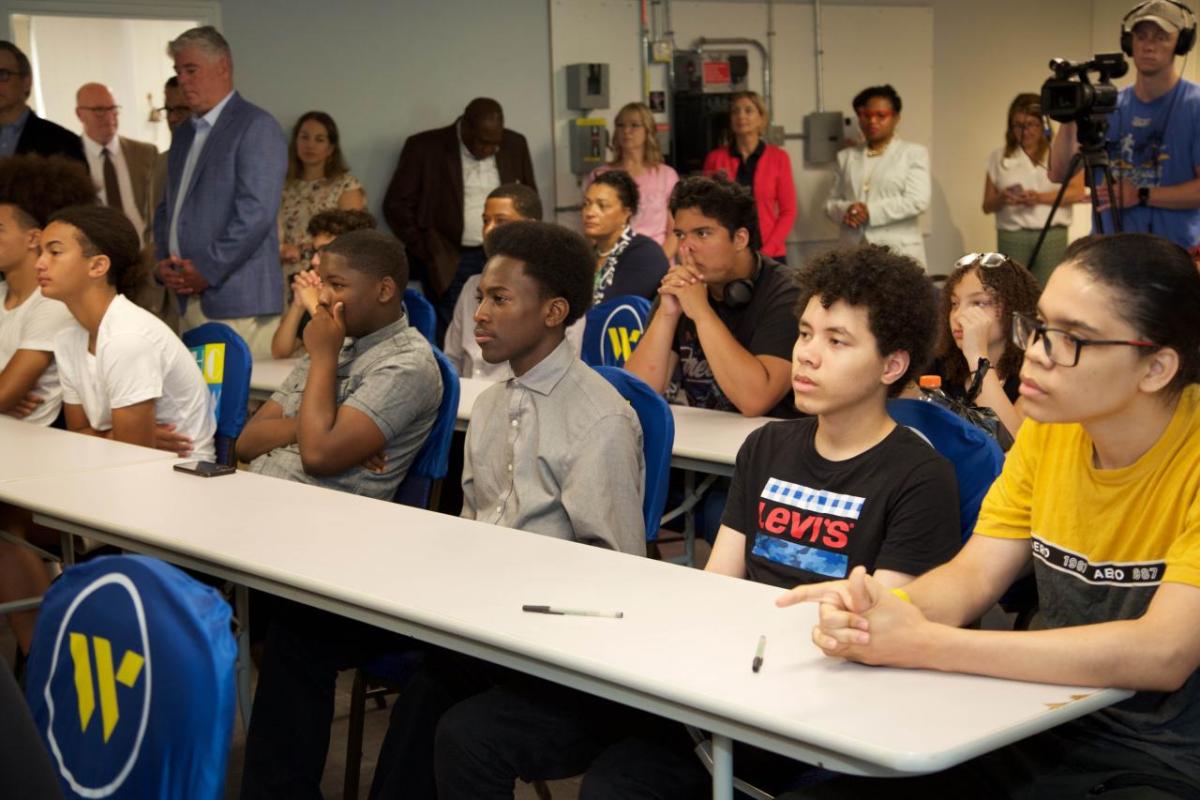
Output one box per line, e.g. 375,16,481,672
250,315,441,500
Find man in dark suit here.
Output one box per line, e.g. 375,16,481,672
383,98,537,335
152,26,287,359
0,42,83,162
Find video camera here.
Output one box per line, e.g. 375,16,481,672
1040,53,1128,149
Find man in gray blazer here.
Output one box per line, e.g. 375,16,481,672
152,26,287,358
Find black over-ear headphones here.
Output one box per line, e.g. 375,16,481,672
721,251,764,310
1121,0,1197,56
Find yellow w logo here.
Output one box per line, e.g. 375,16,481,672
606,326,643,363
68,633,144,743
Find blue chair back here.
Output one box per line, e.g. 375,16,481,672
888,398,1005,542
403,289,437,345
182,322,252,466
393,347,460,509
582,295,652,368
594,366,675,540
25,555,235,800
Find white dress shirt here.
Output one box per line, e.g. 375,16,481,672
458,122,501,248
169,90,236,257
84,135,146,246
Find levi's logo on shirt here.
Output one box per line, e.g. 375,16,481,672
752,478,863,578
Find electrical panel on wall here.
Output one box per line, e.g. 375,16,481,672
672,50,749,94
569,118,609,174
566,63,610,111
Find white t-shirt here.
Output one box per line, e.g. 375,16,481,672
986,146,1073,231
0,282,77,426
53,294,216,461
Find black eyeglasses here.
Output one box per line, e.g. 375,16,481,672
956,252,1010,270
1011,312,1157,368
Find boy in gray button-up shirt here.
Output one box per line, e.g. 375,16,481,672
237,230,440,500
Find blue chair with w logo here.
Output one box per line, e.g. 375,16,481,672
582,295,652,368
24,555,235,800
182,322,252,466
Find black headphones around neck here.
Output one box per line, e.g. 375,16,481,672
720,252,764,310
1121,0,1197,56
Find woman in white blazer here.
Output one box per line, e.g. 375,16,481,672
825,85,931,268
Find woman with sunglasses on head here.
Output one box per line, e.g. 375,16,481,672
935,251,1041,438
778,232,1200,799
825,84,930,268
983,94,1087,286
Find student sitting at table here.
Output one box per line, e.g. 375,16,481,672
780,233,1200,799
270,208,377,358
444,182,584,380
0,154,105,426
239,229,443,799
41,205,216,460
626,174,800,418
238,228,441,499
0,206,217,656
360,220,649,800
432,243,963,799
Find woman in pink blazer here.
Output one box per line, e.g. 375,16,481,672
702,91,797,262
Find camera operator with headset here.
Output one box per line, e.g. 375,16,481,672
1050,0,1200,249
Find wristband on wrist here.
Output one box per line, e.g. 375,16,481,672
890,587,912,603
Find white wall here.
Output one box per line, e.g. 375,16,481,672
2,0,1194,272
24,15,197,152
219,0,555,224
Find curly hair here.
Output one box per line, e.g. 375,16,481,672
590,169,640,216
0,155,98,228
852,84,902,114
287,111,350,182
669,174,761,251
485,221,594,326
937,255,1040,391
48,205,143,297
307,209,376,239
796,244,936,397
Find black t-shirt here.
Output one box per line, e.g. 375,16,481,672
665,256,800,419
604,235,670,302
721,418,961,588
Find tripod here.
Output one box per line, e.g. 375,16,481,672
1028,135,1123,268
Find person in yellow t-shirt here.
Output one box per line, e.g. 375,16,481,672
776,232,1200,798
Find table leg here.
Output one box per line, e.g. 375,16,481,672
60,530,74,567
712,733,733,800
235,584,253,731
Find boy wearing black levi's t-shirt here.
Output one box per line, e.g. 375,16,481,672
570,244,964,799
705,243,960,589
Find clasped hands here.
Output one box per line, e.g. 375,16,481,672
775,565,930,668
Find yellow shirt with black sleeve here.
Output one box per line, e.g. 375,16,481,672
975,384,1200,781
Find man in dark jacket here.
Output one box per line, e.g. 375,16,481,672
382,98,536,335
0,42,84,163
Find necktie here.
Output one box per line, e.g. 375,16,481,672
102,148,122,210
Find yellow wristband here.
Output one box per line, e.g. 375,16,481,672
889,587,912,604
